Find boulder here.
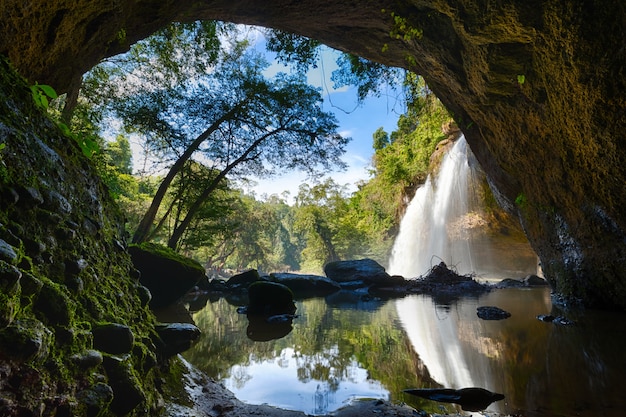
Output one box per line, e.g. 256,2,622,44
154,322,201,357
92,323,134,355
270,272,340,298
324,259,390,284
129,243,205,308
0,318,53,363
226,269,261,289
477,306,511,320
246,281,296,316
523,274,549,286
403,387,505,412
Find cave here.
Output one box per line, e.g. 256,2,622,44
5,0,623,308
1,1,625,415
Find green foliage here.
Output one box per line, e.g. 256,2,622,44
517,74,526,85
30,83,57,109
388,11,424,42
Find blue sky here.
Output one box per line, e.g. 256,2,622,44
247,45,405,201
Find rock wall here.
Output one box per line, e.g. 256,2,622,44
1,1,625,309
0,58,183,416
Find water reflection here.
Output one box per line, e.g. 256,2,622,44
182,288,626,416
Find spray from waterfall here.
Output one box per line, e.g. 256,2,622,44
388,135,484,278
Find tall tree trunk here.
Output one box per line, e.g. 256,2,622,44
167,127,285,249
132,106,240,243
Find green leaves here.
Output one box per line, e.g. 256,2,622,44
30,83,58,109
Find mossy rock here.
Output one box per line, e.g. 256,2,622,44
129,243,205,308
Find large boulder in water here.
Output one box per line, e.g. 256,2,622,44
269,272,340,298
129,243,205,308
324,259,390,285
246,281,296,316
225,269,261,289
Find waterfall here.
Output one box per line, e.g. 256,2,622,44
388,135,482,278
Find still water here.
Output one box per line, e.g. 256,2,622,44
181,288,626,416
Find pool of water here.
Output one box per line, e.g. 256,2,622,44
180,287,626,416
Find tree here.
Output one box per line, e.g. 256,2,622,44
112,44,349,248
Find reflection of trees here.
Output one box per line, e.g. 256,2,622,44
183,296,433,402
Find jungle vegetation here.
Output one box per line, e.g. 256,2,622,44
49,21,452,275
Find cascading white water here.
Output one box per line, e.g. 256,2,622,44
388,135,480,278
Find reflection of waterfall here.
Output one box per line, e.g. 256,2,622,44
388,135,481,278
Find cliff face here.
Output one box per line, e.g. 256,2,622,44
0,57,176,415
0,1,624,310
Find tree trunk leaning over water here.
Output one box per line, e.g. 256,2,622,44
2,0,625,309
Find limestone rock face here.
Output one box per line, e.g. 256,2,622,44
1,0,625,309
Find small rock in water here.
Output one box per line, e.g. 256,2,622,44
537,314,574,325
477,306,511,320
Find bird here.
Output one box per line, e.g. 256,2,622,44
403,387,505,411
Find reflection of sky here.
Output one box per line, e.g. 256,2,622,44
222,347,389,415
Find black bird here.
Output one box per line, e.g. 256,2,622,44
403,387,505,411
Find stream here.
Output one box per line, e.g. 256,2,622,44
179,286,626,416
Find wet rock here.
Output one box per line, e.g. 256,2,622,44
154,322,200,357
92,323,135,355
226,269,261,289
477,306,511,320
523,274,549,286
270,272,340,298
65,258,88,275
247,281,296,316
71,349,104,369
76,382,114,417
0,319,52,363
42,189,72,214
102,355,146,415
19,271,43,299
496,278,527,288
324,258,389,284
537,314,574,325
403,387,505,412
136,285,152,307
0,239,17,263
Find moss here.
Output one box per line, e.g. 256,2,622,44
130,242,204,273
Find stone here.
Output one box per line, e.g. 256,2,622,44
0,239,17,263
403,387,505,412
129,243,205,308
324,259,389,284
76,383,114,417
65,258,88,275
0,319,53,363
523,274,549,286
226,269,261,289
496,278,526,288
102,356,146,415
537,314,574,325
154,322,201,357
136,285,152,307
269,272,340,298
247,281,296,316
477,306,511,320
71,349,104,369
92,323,135,355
